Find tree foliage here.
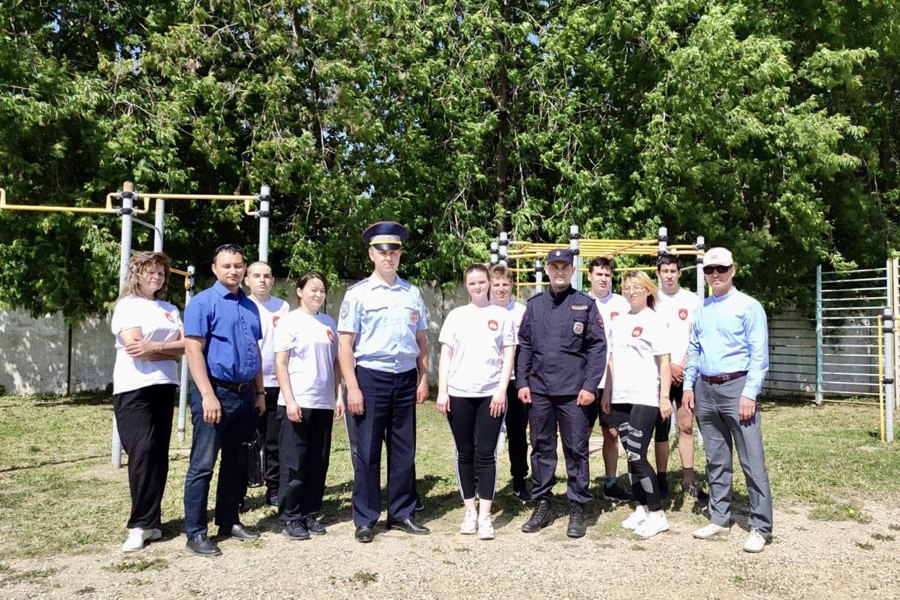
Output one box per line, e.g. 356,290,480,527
1,0,898,318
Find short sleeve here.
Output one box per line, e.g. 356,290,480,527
648,313,669,356
415,291,428,331
168,305,183,328
337,291,363,333
501,313,517,346
273,314,296,353
438,310,456,347
111,297,141,334
183,294,210,338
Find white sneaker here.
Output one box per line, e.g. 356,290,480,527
460,509,478,535
621,505,648,530
122,527,162,552
634,511,669,538
477,516,495,540
692,522,731,540
744,528,769,553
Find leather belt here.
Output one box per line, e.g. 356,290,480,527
700,371,748,384
210,377,254,392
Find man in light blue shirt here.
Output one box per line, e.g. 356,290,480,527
338,221,430,543
683,247,773,553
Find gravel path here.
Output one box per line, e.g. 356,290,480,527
2,497,898,599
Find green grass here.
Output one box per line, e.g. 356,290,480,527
0,393,898,560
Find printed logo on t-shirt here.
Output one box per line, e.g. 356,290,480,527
488,319,499,331
273,316,281,327
164,312,175,323
326,329,335,344
611,311,620,320
411,310,420,324
678,308,688,321
631,326,643,338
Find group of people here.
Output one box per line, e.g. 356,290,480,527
110,220,773,556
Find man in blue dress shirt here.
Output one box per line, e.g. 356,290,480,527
338,222,430,543
182,244,266,556
683,247,773,553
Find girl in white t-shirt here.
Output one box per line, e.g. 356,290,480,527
274,271,342,540
601,270,672,539
111,252,185,553
437,263,516,540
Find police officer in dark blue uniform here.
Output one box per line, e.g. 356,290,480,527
337,221,430,543
517,248,606,538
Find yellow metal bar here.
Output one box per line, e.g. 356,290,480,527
0,188,149,214
880,315,886,441
134,191,259,217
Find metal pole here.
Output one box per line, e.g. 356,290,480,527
258,185,271,262
570,225,581,290
884,308,895,443
112,182,135,468
695,236,705,300
490,241,499,266
535,258,543,288
658,226,668,255
815,265,824,405
178,266,195,442
153,198,165,252
499,232,509,266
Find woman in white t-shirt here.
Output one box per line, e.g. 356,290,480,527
437,263,516,540
601,270,672,539
111,251,185,552
274,271,342,541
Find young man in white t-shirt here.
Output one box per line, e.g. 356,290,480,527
245,261,290,506
585,257,632,503
654,254,707,502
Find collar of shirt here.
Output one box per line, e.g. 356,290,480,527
708,286,737,303
368,272,409,290
213,280,246,300
548,285,573,304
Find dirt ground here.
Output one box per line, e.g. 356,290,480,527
1,493,898,599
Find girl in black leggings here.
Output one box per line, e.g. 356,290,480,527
602,270,672,539
436,263,516,540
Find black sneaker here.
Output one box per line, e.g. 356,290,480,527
566,501,587,538
657,473,669,499
512,478,532,502
602,482,632,503
303,515,327,535
283,520,311,541
521,498,553,533
685,482,710,503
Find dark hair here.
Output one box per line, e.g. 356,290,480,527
463,262,490,283
119,251,171,300
212,243,243,264
296,271,328,294
588,256,614,275
656,253,680,270
489,263,513,281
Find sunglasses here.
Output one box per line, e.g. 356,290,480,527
703,265,731,275
215,243,244,254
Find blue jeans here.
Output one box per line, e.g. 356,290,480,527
183,383,255,538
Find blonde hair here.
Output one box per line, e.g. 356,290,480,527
489,263,513,282
119,251,171,300
622,270,658,310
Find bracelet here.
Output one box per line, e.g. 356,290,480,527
256,391,265,396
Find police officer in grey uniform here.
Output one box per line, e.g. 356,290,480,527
517,249,606,538
337,221,430,543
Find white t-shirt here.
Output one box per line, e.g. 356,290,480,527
609,308,669,407
656,288,699,364
111,295,182,395
591,292,630,388
439,303,517,397
273,310,338,410
499,300,526,380
250,295,290,387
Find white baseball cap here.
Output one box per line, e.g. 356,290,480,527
702,247,733,267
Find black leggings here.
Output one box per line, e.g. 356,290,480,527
612,403,663,511
447,395,505,501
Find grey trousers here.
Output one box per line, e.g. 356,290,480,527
695,376,773,537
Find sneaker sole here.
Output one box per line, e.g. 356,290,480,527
693,530,730,540
635,525,669,539
521,518,554,533
478,533,495,540
603,494,631,503
283,529,311,541
621,520,646,531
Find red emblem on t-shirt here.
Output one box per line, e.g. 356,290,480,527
611,311,620,320
164,312,174,323
326,329,335,344
631,327,643,338
411,310,420,323
488,319,499,331
273,316,281,327
678,308,688,321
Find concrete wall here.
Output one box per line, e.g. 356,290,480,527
0,310,69,395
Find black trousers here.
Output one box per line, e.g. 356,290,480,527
113,384,176,529
277,406,334,521
529,392,591,504
256,387,281,494
447,395,505,501
612,403,662,511
504,384,529,480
